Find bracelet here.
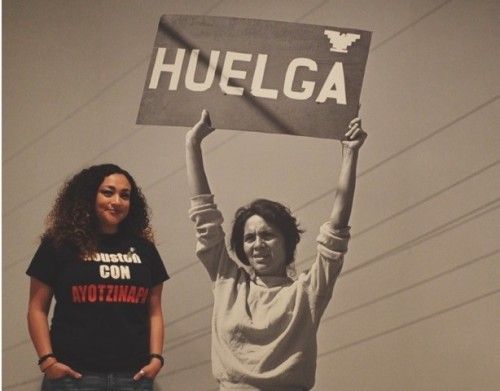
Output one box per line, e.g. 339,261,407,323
41,359,57,373
149,353,164,367
38,353,55,366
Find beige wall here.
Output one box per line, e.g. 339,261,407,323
3,0,499,390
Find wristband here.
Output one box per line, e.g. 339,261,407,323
149,353,164,367
38,353,55,366
41,359,57,373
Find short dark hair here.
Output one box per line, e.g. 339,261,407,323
230,199,304,265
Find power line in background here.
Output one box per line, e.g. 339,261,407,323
342,197,499,276
352,160,500,238
321,249,499,325
317,288,500,359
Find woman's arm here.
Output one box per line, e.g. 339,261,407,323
27,278,53,359
134,283,164,380
186,109,215,197
305,118,367,324
186,110,237,281
27,277,81,379
330,117,367,228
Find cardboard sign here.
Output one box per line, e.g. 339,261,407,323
137,15,371,139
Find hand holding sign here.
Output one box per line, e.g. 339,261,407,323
186,109,215,145
342,117,367,150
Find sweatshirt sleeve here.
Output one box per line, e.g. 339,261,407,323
189,194,234,282
300,222,351,325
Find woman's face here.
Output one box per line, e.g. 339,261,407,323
95,174,131,234
243,214,287,277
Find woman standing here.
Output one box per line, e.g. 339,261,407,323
27,164,169,390
186,110,367,390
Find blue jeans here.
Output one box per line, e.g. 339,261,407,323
41,372,154,391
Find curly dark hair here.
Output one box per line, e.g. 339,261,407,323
230,199,304,265
43,164,154,256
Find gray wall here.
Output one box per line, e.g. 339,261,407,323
3,1,499,390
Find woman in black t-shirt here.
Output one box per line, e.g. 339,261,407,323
27,164,169,391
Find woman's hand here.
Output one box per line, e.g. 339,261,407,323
186,109,215,145
185,110,214,196
133,359,162,381
342,117,367,151
44,361,82,380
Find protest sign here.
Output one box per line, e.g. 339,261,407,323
137,15,371,139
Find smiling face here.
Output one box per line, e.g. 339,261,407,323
95,173,131,234
243,214,287,277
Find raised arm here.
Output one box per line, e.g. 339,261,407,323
186,109,215,197
306,118,367,324
186,110,230,281
330,117,367,228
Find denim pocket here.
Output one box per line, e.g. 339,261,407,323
42,375,79,391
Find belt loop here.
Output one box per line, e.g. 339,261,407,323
107,372,113,391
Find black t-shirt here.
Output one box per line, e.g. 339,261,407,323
26,233,169,372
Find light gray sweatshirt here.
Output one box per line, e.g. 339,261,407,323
189,195,350,390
